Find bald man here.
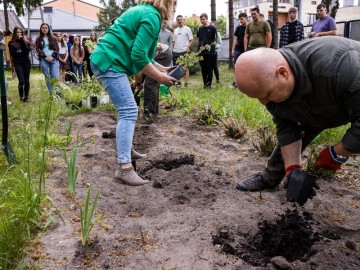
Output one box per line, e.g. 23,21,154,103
235,36,360,193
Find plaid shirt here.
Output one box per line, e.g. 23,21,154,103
279,20,304,48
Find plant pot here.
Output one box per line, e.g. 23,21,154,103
90,96,98,108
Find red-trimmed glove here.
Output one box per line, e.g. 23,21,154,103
314,147,346,171
285,164,302,176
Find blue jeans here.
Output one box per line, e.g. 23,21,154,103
39,58,60,94
72,63,83,85
90,61,138,164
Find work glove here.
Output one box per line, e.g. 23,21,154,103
314,146,348,171
283,169,319,206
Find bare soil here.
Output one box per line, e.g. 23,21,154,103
30,110,360,270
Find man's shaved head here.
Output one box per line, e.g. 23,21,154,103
234,48,295,105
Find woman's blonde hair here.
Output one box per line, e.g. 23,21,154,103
137,0,175,20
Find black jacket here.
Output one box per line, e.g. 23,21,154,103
267,36,360,153
8,38,31,64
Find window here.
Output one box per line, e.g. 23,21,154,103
343,0,354,7
307,14,317,25
311,1,316,5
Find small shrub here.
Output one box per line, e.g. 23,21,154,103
252,125,276,156
220,116,247,140
197,104,221,126
305,145,335,179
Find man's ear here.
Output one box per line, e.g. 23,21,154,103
276,66,289,79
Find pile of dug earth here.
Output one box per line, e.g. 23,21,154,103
212,209,359,269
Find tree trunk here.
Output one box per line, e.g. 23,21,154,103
228,0,234,68
211,0,216,22
273,0,279,49
3,0,11,70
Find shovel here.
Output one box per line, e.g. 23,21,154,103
0,47,17,165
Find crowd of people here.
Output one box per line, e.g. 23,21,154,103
7,23,99,100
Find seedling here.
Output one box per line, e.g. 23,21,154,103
80,185,100,246
220,116,247,140
252,125,276,156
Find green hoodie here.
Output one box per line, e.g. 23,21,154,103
90,3,160,76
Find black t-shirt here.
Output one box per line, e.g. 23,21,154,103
234,24,246,53
197,25,217,55
288,21,297,45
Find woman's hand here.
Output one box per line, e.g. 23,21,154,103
45,56,53,62
159,73,177,87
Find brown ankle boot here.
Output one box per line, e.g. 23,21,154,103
131,148,147,160
115,165,149,186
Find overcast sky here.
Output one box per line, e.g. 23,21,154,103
84,0,228,18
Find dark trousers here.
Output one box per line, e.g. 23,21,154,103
199,54,215,88
143,48,172,115
262,125,324,186
14,62,31,99
213,52,219,82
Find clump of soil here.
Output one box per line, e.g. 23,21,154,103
212,209,323,266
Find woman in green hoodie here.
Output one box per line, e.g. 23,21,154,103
90,0,177,186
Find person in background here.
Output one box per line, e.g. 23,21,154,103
234,37,360,205
231,13,248,88
35,23,60,94
62,33,73,83
309,3,336,38
70,36,84,85
143,42,172,123
158,21,172,47
279,7,304,48
244,7,272,51
56,32,69,85
210,21,222,84
197,13,217,89
172,15,193,88
84,32,98,78
90,0,177,186
260,13,275,48
8,26,31,102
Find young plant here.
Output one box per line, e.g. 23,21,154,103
63,146,80,194
220,116,247,140
80,185,100,246
197,103,221,126
175,44,211,70
252,125,277,156
305,145,335,179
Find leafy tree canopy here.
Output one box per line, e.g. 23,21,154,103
95,0,136,31
0,0,43,16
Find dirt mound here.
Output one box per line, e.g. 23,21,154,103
212,209,343,266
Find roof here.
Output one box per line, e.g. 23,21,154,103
23,8,99,31
0,10,25,32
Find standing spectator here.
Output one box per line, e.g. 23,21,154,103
143,43,172,123
260,13,275,48
70,36,84,85
8,26,31,102
62,33,73,83
56,32,69,84
279,7,304,48
172,15,193,88
197,13,217,88
210,21,222,84
84,32,98,78
90,0,177,186
244,7,272,51
231,12,248,88
35,23,60,94
158,21,172,46
309,3,336,38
